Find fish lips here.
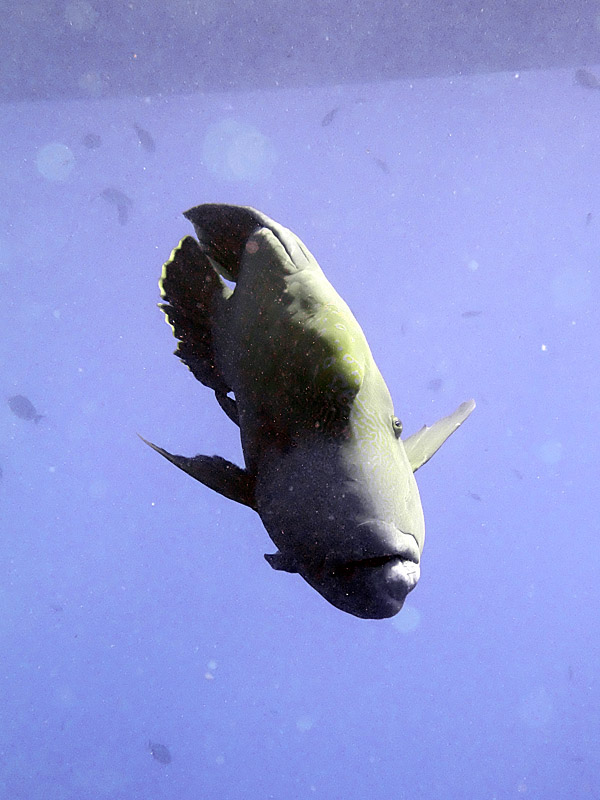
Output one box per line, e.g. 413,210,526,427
302,527,421,620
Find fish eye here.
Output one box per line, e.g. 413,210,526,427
392,416,403,437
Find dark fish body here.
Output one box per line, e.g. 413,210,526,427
321,107,339,127
575,68,600,89
8,395,43,423
82,132,101,149
100,187,133,225
101,187,131,206
133,123,156,153
148,741,171,764
144,205,475,619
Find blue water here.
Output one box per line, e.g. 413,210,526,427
1,66,598,798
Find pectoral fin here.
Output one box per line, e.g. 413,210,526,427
403,399,476,472
139,435,256,508
264,551,300,573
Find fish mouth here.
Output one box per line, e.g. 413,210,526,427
317,551,421,619
328,553,406,575
335,520,421,578
328,553,420,589
297,550,421,619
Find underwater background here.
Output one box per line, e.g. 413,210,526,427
1,5,599,798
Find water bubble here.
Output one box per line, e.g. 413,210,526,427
36,143,75,181
391,603,421,633
78,70,106,97
64,0,99,32
202,119,277,183
296,715,314,732
89,479,108,499
537,440,562,465
0,237,14,274
519,685,553,728
550,268,591,312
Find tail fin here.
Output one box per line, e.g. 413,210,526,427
183,204,272,281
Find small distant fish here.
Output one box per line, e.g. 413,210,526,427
101,187,133,225
373,157,390,174
133,123,156,153
427,378,443,392
148,740,171,764
575,69,600,90
586,212,593,226
468,492,482,502
8,395,43,423
321,107,339,127
82,133,102,149
461,310,482,318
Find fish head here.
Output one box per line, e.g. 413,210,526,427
257,397,425,619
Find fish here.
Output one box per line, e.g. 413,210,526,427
321,107,339,127
148,740,171,764
82,132,101,149
575,68,600,90
133,122,156,153
373,157,390,174
8,395,43,423
100,187,133,225
142,205,475,619
461,310,482,318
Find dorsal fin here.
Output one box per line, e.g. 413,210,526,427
159,235,231,394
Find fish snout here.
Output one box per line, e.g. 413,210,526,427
316,520,421,618
312,554,420,619
382,556,420,600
